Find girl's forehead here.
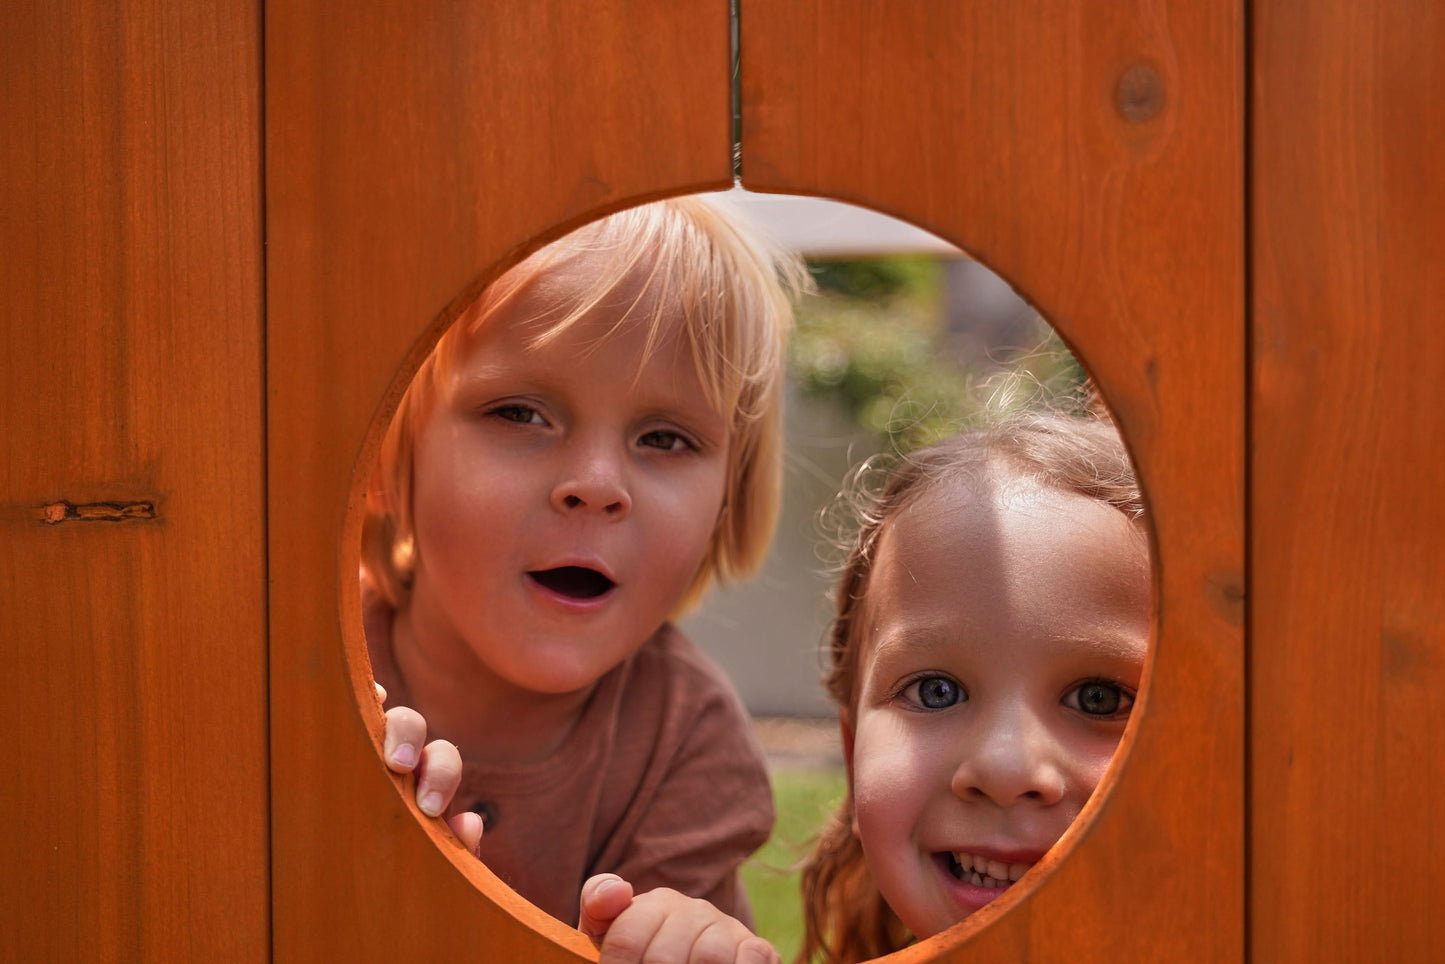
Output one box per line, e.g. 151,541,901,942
860,476,1151,651
898,472,1140,547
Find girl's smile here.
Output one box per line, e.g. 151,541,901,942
845,471,1151,939
934,849,1045,915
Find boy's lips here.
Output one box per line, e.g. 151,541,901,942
526,565,617,601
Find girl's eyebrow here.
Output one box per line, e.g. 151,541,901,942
867,625,958,660
868,625,1146,663
1040,631,1149,662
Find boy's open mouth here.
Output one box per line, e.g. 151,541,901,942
528,566,615,600
942,851,1033,889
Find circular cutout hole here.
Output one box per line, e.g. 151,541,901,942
349,189,1153,961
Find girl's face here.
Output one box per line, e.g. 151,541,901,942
405,250,731,698
846,474,1151,940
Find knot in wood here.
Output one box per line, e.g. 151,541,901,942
1115,63,1164,123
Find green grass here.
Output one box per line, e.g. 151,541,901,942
743,766,849,964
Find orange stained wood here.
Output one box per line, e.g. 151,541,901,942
741,2,1244,961
5,0,1444,961
265,0,732,959
1251,1,1445,960
0,0,269,958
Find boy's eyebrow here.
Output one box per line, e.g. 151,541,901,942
448,358,524,388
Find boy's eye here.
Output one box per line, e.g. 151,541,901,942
1066,681,1135,718
903,675,965,710
490,404,544,425
637,429,694,452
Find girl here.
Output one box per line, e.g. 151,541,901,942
579,412,1150,964
799,412,1151,962
366,195,809,928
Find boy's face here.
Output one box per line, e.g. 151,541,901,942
846,477,1150,940
405,251,730,698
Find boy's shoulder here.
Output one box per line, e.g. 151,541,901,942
625,622,753,719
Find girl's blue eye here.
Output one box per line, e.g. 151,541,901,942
1067,681,1135,718
905,675,964,710
638,429,692,452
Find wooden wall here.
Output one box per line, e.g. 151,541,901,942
2,0,269,958
1252,2,1445,959
1,0,1439,960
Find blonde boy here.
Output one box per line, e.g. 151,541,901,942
362,196,806,926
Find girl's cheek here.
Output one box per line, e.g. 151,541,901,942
853,721,938,794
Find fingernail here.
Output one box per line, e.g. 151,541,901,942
595,876,623,898
419,791,444,817
391,743,418,768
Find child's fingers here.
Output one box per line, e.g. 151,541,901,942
596,889,769,964
594,888,681,963
577,874,634,941
446,811,484,857
412,739,462,818
374,681,388,703
652,908,769,964
731,936,782,964
382,704,428,773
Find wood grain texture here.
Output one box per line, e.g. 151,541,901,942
741,2,1244,960
0,0,268,958
265,1,732,958
1252,2,1445,959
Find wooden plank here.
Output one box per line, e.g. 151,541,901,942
740,2,1244,960
1252,2,1444,959
264,1,732,957
0,0,268,958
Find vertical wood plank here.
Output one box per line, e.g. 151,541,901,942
0,0,268,958
265,1,732,957
741,2,1244,960
1252,2,1444,959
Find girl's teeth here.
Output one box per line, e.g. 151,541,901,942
952,851,1034,884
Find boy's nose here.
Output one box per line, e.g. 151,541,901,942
950,710,1067,808
551,449,632,518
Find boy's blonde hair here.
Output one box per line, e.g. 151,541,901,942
800,412,1146,964
362,194,808,614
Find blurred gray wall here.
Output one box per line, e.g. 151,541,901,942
685,191,1037,718
682,387,881,718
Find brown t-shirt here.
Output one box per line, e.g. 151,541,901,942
366,599,775,927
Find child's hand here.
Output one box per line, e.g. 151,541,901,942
374,683,483,857
578,874,780,964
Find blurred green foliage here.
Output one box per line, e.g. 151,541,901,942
743,766,848,964
789,257,1088,453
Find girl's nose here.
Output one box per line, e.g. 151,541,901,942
550,446,631,518
950,709,1067,807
